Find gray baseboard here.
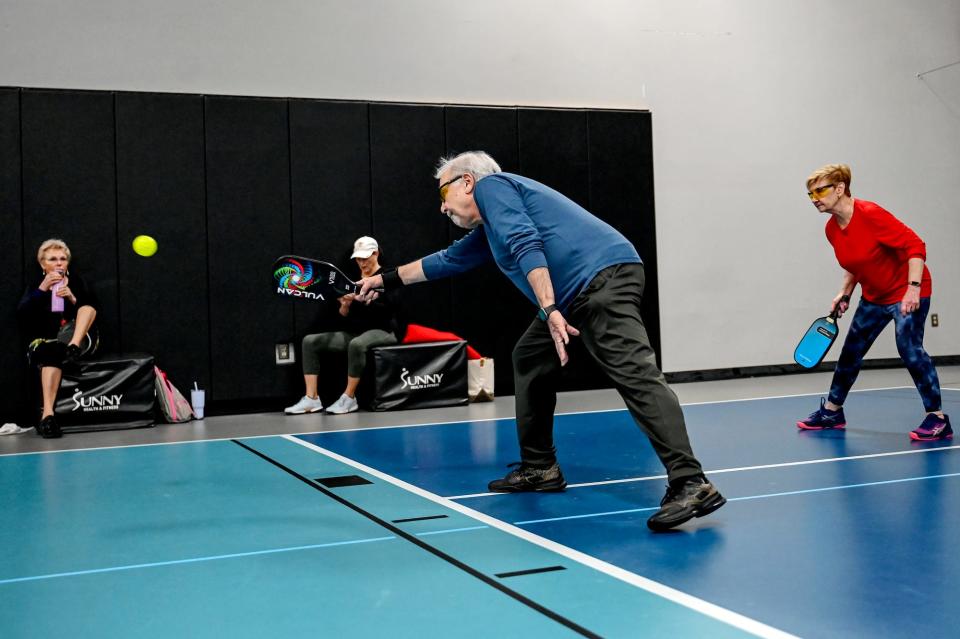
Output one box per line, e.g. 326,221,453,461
665,355,960,384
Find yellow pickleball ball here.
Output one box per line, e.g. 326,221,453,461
132,235,158,257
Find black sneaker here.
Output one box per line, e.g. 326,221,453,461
487,462,567,492
37,415,62,439
647,476,725,532
64,344,82,363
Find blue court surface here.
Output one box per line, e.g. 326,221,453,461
2,387,958,638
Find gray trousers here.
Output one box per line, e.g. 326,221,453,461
512,263,703,482
302,330,397,378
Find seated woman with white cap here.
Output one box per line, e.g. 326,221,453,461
285,236,403,415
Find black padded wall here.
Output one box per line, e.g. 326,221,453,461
443,105,521,175
516,107,607,391
0,89,24,422
3,86,658,413
205,96,294,400
518,108,591,208
444,106,529,395
20,90,120,353
588,110,661,366
115,92,209,390
369,104,451,331
289,100,372,340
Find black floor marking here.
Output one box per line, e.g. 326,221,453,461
232,439,599,639
316,475,373,488
392,514,449,523
496,566,567,579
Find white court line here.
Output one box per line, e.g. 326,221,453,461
512,471,960,526
448,445,960,500
283,434,798,639
3,385,953,458
677,384,917,406
0,526,493,586
259,384,926,435
0,536,398,585
0,413,567,458
0,432,295,458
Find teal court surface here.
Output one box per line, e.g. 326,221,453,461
2,376,958,638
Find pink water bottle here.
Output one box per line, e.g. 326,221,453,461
51,271,64,312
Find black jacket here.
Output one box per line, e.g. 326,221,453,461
338,267,405,338
17,271,99,341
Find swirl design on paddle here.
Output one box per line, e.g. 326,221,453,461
274,258,315,291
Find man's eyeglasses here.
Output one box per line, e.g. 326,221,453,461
807,183,836,200
439,175,463,203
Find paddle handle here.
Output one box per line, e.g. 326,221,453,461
829,294,852,320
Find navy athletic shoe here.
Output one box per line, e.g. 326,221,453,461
647,475,726,532
487,462,567,492
910,414,953,441
796,398,846,430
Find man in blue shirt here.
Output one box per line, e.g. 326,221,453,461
357,151,724,531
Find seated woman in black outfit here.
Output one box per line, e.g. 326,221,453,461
17,239,98,438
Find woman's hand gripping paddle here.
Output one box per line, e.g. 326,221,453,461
793,296,849,368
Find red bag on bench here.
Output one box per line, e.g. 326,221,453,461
402,324,482,359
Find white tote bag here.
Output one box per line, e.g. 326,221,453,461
468,357,494,402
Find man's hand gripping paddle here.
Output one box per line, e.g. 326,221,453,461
272,255,382,302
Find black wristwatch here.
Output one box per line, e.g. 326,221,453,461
908,281,921,288
537,304,558,322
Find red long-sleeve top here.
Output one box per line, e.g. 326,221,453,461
825,199,932,304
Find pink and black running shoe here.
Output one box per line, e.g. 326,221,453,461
797,398,847,430
910,414,953,441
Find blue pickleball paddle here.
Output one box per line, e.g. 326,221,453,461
794,308,840,368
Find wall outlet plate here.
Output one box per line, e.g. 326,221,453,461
275,342,296,365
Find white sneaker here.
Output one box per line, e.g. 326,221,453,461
0,423,32,435
284,396,324,415
326,394,358,415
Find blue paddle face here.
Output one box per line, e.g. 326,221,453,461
794,316,839,368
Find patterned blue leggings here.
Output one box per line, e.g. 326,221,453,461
829,297,941,412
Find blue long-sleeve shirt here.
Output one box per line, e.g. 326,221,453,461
421,173,641,310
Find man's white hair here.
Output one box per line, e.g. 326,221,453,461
434,151,502,180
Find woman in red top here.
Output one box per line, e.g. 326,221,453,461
796,164,951,441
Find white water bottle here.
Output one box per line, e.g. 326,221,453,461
51,271,64,312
